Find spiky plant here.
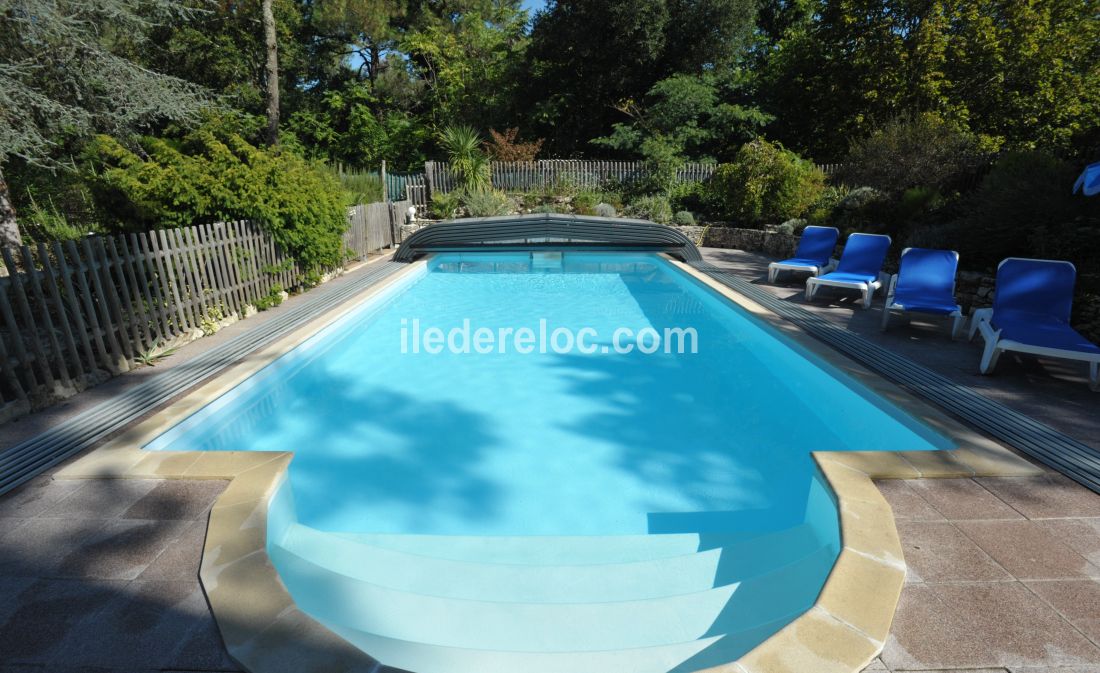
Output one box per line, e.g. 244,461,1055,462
439,126,491,193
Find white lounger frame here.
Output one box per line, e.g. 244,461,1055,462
880,249,965,338
967,259,1100,391
767,258,837,284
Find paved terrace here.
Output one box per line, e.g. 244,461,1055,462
0,247,1098,672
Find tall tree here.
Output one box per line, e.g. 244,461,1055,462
0,0,209,244
402,0,529,131
263,0,281,145
525,0,757,155
758,0,1100,160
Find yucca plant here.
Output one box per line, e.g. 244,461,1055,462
439,125,491,193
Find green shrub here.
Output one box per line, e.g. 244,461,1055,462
805,185,850,227
950,151,1097,270
573,190,599,215
673,210,695,226
429,191,463,219
323,165,384,206
669,180,706,214
463,188,513,217
83,128,347,274
840,113,988,197
626,195,673,224
704,139,825,227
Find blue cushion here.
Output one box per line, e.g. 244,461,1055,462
792,226,839,266
994,259,1076,324
891,293,959,315
817,271,877,286
835,234,891,278
994,311,1100,355
775,257,827,268
891,248,960,315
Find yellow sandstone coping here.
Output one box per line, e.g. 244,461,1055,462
52,252,1042,673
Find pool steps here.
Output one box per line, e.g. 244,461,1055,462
278,521,828,602
269,521,837,670
270,539,833,650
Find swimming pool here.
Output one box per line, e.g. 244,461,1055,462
147,252,949,673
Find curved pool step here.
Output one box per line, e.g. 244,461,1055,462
330,530,707,565
281,523,725,602
329,625,724,673
325,608,808,673
269,540,836,653
332,520,823,566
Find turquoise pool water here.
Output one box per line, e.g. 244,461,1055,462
146,252,949,673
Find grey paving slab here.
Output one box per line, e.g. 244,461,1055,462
0,476,84,519
882,582,1100,670
956,519,1100,581
895,520,1011,584
40,480,161,520
0,517,110,576
977,474,1100,519
55,519,193,581
137,518,210,582
53,580,211,669
0,578,125,664
120,480,227,521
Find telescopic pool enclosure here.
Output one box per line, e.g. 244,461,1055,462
394,213,704,263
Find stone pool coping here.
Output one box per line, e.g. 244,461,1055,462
52,253,1042,673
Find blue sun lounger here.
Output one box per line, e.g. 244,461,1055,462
767,225,840,283
805,233,891,309
881,248,965,338
968,258,1100,391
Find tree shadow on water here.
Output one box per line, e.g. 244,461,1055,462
177,362,504,533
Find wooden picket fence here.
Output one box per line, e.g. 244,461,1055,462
0,201,405,415
344,200,408,257
416,160,843,201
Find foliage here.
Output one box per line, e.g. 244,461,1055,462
83,126,347,273
704,139,825,226
253,284,286,311
485,128,544,162
840,114,987,196
0,0,212,166
322,165,384,206
673,210,695,226
669,180,707,214
626,195,673,224
17,194,90,242
429,191,463,220
462,189,513,218
403,2,528,129
439,126,491,192
526,0,759,154
760,0,1100,160
286,85,428,171
593,72,771,163
947,151,1098,270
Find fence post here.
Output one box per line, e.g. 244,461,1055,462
424,161,436,201
381,160,389,204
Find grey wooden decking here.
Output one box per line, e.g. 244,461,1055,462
0,261,406,496
693,261,1100,494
